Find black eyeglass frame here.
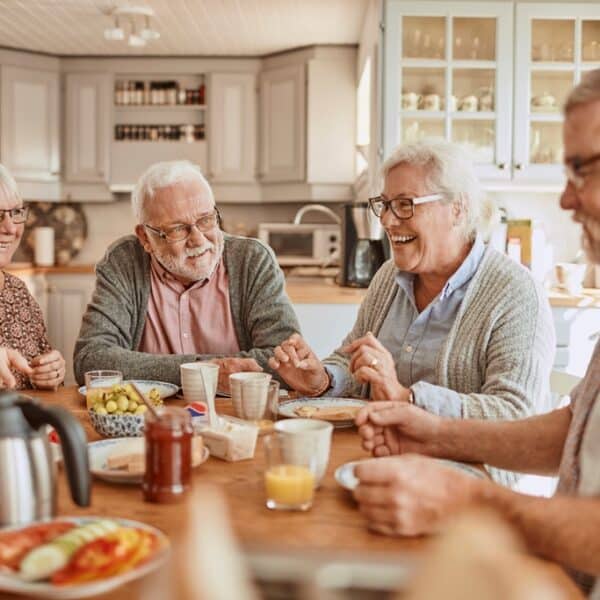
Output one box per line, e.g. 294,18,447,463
144,207,221,243
368,193,444,220
0,204,29,225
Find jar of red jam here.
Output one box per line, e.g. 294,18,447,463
143,407,193,503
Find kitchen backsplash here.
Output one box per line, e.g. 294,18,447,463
19,191,583,285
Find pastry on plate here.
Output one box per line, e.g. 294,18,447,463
293,405,360,421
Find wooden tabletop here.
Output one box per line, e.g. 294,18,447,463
3,387,584,599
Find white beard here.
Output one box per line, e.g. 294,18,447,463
155,233,224,282
574,211,600,265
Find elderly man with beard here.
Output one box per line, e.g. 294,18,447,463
74,160,299,387
352,69,600,597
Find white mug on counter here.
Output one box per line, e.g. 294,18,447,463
34,227,55,266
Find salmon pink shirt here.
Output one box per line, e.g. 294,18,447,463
138,255,241,356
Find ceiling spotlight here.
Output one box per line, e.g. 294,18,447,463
140,15,160,41
104,16,124,41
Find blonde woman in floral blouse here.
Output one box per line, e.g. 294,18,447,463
0,164,65,389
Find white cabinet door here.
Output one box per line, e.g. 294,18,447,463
513,4,600,185
46,274,96,386
259,64,306,182
0,66,60,181
65,73,111,183
384,1,513,182
208,73,256,183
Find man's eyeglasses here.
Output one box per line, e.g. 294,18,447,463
368,193,444,220
0,205,29,225
564,152,600,190
144,208,220,243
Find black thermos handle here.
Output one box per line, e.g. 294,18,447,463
19,400,91,508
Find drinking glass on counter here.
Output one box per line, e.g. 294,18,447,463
84,370,123,408
143,406,193,503
263,432,319,511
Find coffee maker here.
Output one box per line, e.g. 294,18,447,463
340,203,388,287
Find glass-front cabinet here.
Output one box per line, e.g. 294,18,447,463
384,2,513,182
514,4,600,184
383,1,600,188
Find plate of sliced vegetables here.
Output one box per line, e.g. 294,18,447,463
0,517,170,598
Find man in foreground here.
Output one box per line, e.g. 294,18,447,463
74,160,299,386
354,69,600,596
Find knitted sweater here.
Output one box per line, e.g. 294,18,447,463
73,234,300,385
325,246,556,487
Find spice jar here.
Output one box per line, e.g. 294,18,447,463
143,407,193,503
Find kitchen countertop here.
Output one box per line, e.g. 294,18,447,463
5,264,600,308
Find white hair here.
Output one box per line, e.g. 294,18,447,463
131,160,214,223
0,163,21,205
380,139,491,241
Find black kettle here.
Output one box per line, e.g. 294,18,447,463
0,391,90,527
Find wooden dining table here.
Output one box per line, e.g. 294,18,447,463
3,386,585,599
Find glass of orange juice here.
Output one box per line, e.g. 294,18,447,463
263,432,318,511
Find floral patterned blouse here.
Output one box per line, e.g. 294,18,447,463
0,272,51,389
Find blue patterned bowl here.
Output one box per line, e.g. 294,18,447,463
88,409,145,438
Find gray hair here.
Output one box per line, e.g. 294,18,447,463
564,68,600,115
0,163,21,205
380,139,488,241
132,160,214,223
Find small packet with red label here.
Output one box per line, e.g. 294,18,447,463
185,401,209,432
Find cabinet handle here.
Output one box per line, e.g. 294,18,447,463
515,163,523,170
50,170,60,176
497,163,506,170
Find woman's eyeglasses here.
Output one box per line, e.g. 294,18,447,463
0,205,29,224
144,208,220,243
368,194,443,220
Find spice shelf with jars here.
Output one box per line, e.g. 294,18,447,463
110,73,208,187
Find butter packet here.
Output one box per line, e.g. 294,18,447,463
198,415,259,461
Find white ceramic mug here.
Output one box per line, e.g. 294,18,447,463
422,93,440,111
181,361,219,403
274,419,333,486
230,372,272,420
555,263,587,295
401,91,420,110
460,95,479,112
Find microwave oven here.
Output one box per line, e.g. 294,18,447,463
257,223,341,266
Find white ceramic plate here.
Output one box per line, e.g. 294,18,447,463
88,437,209,484
278,397,368,429
334,458,487,492
78,379,178,400
0,516,170,599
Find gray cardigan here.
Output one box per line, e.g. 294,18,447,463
325,246,556,487
73,234,300,385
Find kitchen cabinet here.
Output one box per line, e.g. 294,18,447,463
552,306,600,379
260,47,357,202
45,273,96,386
383,1,514,183
382,1,600,188
65,73,111,184
259,64,305,183
208,72,257,183
0,65,60,184
513,3,600,185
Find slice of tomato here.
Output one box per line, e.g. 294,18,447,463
52,528,154,586
0,521,74,571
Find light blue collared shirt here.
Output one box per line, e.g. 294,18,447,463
328,236,485,418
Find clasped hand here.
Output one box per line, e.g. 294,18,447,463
344,332,411,402
0,347,65,390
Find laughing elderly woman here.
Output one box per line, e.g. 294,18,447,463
0,164,65,389
270,139,555,486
